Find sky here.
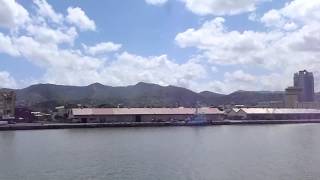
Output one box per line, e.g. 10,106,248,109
0,0,320,94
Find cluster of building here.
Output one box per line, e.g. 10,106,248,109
0,90,50,123
60,70,320,123
284,70,319,108
257,70,319,109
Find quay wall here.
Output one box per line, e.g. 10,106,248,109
1,120,320,131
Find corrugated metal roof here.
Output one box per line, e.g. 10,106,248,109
72,107,224,116
241,108,320,114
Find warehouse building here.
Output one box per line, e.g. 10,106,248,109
68,107,224,123
227,108,320,120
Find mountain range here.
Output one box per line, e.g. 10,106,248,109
3,82,290,111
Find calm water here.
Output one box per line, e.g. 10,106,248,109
1,125,320,180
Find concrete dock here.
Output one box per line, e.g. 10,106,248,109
1,120,320,131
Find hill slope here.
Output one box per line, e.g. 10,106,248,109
8,82,286,111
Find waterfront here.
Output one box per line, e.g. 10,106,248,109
1,125,320,180
2,120,320,131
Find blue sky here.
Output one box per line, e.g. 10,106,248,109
0,0,320,93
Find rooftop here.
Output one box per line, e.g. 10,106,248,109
240,108,320,114
71,107,224,116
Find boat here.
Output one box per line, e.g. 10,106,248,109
185,106,209,126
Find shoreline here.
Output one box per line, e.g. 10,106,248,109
1,120,320,131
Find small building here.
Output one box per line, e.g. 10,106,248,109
55,106,66,116
51,106,68,122
284,87,301,108
31,112,51,121
68,107,224,123
225,108,246,120
15,106,35,123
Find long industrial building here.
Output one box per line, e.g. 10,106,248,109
68,106,320,123
227,108,320,120
68,107,225,123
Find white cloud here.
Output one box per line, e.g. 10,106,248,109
33,0,63,24
11,35,106,86
248,12,258,21
83,42,122,56
281,0,320,23
12,36,207,89
215,70,258,92
0,0,30,28
225,70,256,83
261,0,320,30
13,36,102,70
66,7,96,31
261,9,298,31
286,23,320,52
175,15,320,68
3,0,320,94
0,0,209,92
0,0,192,90
26,24,78,45
100,52,206,88
179,0,267,16
0,71,17,88
175,0,320,93
261,9,283,28
175,17,283,66
146,0,269,16
195,70,288,93
283,22,298,31
15,1,79,46
7,28,206,90
0,32,20,56
145,0,168,6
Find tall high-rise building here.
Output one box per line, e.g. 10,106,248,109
294,70,314,102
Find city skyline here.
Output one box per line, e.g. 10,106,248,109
0,0,320,94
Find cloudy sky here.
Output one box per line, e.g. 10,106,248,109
0,0,319,94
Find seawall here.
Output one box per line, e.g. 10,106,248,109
1,120,320,131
